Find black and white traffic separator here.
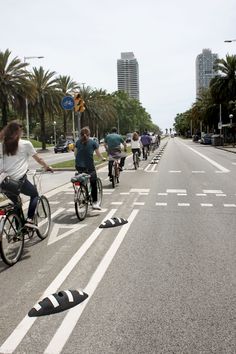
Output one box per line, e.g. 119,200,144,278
28,289,88,317
99,217,128,228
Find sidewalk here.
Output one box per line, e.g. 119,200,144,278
214,144,236,154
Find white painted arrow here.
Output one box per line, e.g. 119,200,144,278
47,223,87,245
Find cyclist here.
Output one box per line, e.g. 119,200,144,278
140,130,152,160
104,127,127,182
0,120,53,229
131,131,141,162
74,126,106,210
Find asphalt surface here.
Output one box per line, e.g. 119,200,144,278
0,138,235,354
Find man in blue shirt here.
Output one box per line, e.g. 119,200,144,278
104,127,127,181
140,130,152,160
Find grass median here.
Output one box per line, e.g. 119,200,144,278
50,148,131,169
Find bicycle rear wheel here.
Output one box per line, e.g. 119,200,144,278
0,211,24,266
75,185,88,221
35,196,51,240
96,178,103,206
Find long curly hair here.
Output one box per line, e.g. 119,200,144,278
1,121,23,155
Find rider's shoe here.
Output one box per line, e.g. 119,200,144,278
24,218,39,230
92,202,102,210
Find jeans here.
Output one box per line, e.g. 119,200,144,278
5,176,39,219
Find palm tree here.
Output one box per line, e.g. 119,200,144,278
0,49,32,127
30,66,60,149
210,54,236,104
56,75,79,135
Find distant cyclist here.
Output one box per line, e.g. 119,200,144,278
131,131,141,162
104,127,127,182
140,130,152,160
74,126,106,210
0,120,53,229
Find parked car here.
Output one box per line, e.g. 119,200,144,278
200,134,213,145
54,139,75,153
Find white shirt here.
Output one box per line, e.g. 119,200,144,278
131,138,141,149
1,139,36,180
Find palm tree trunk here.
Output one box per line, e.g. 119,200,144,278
40,102,46,150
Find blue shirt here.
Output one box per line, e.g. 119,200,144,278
104,133,124,152
75,138,98,171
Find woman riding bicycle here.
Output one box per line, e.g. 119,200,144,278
0,121,53,229
131,131,141,162
74,127,106,210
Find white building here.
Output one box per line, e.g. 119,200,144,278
117,52,139,100
196,49,218,96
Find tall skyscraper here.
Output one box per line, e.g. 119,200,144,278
117,52,139,100
196,48,218,96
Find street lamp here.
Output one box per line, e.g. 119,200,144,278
24,56,44,140
224,39,236,43
53,121,57,145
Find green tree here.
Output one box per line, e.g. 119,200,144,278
30,66,60,149
0,49,32,127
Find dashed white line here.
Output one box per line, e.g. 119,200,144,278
196,193,207,196
178,203,190,206
158,193,167,196
177,193,187,196
203,190,223,194
111,202,123,205
156,202,167,206
223,204,236,208
133,202,145,205
201,203,213,207
192,171,205,173
216,194,226,197
169,170,181,173
166,189,187,193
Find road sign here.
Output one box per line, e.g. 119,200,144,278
61,96,74,110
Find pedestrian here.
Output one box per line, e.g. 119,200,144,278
74,126,106,210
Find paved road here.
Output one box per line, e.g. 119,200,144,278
0,138,235,353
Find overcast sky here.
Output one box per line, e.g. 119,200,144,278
1,0,236,131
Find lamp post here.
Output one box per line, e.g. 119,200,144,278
24,56,44,140
229,114,233,128
53,121,57,145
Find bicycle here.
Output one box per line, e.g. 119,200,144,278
133,151,140,170
110,157,120,188
143,145,149,160
71,173,103,221
0,171,51,266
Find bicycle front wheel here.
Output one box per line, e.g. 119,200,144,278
75,185,88,221
96,178,103,206
0,211,24,266
35,196,51,240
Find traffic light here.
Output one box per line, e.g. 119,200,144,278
74,94,85,113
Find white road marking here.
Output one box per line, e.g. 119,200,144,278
178,141,230,173
139,192,148,195
158,193,168,196
232,162,236,165
201,203,213,207
203,190,223,194
166,189,187,193
111,202,123,205
177,193,187,196
120,192,130,195
44,210,139,354
156,202,167,206
169,170,181,173
0,209,117,354
223,204,236,207
47,223,87,245
192,171,205,173
178,203,190,206
196,193,207,196
216,194,226,197
133,202,145,205
130,188,150,193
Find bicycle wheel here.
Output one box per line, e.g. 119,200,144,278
0,211,24,266
75,185,88,221
111,164,116,188
96,178,103,206
35,196,51,240
136,153,139,168
115,163,120,184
